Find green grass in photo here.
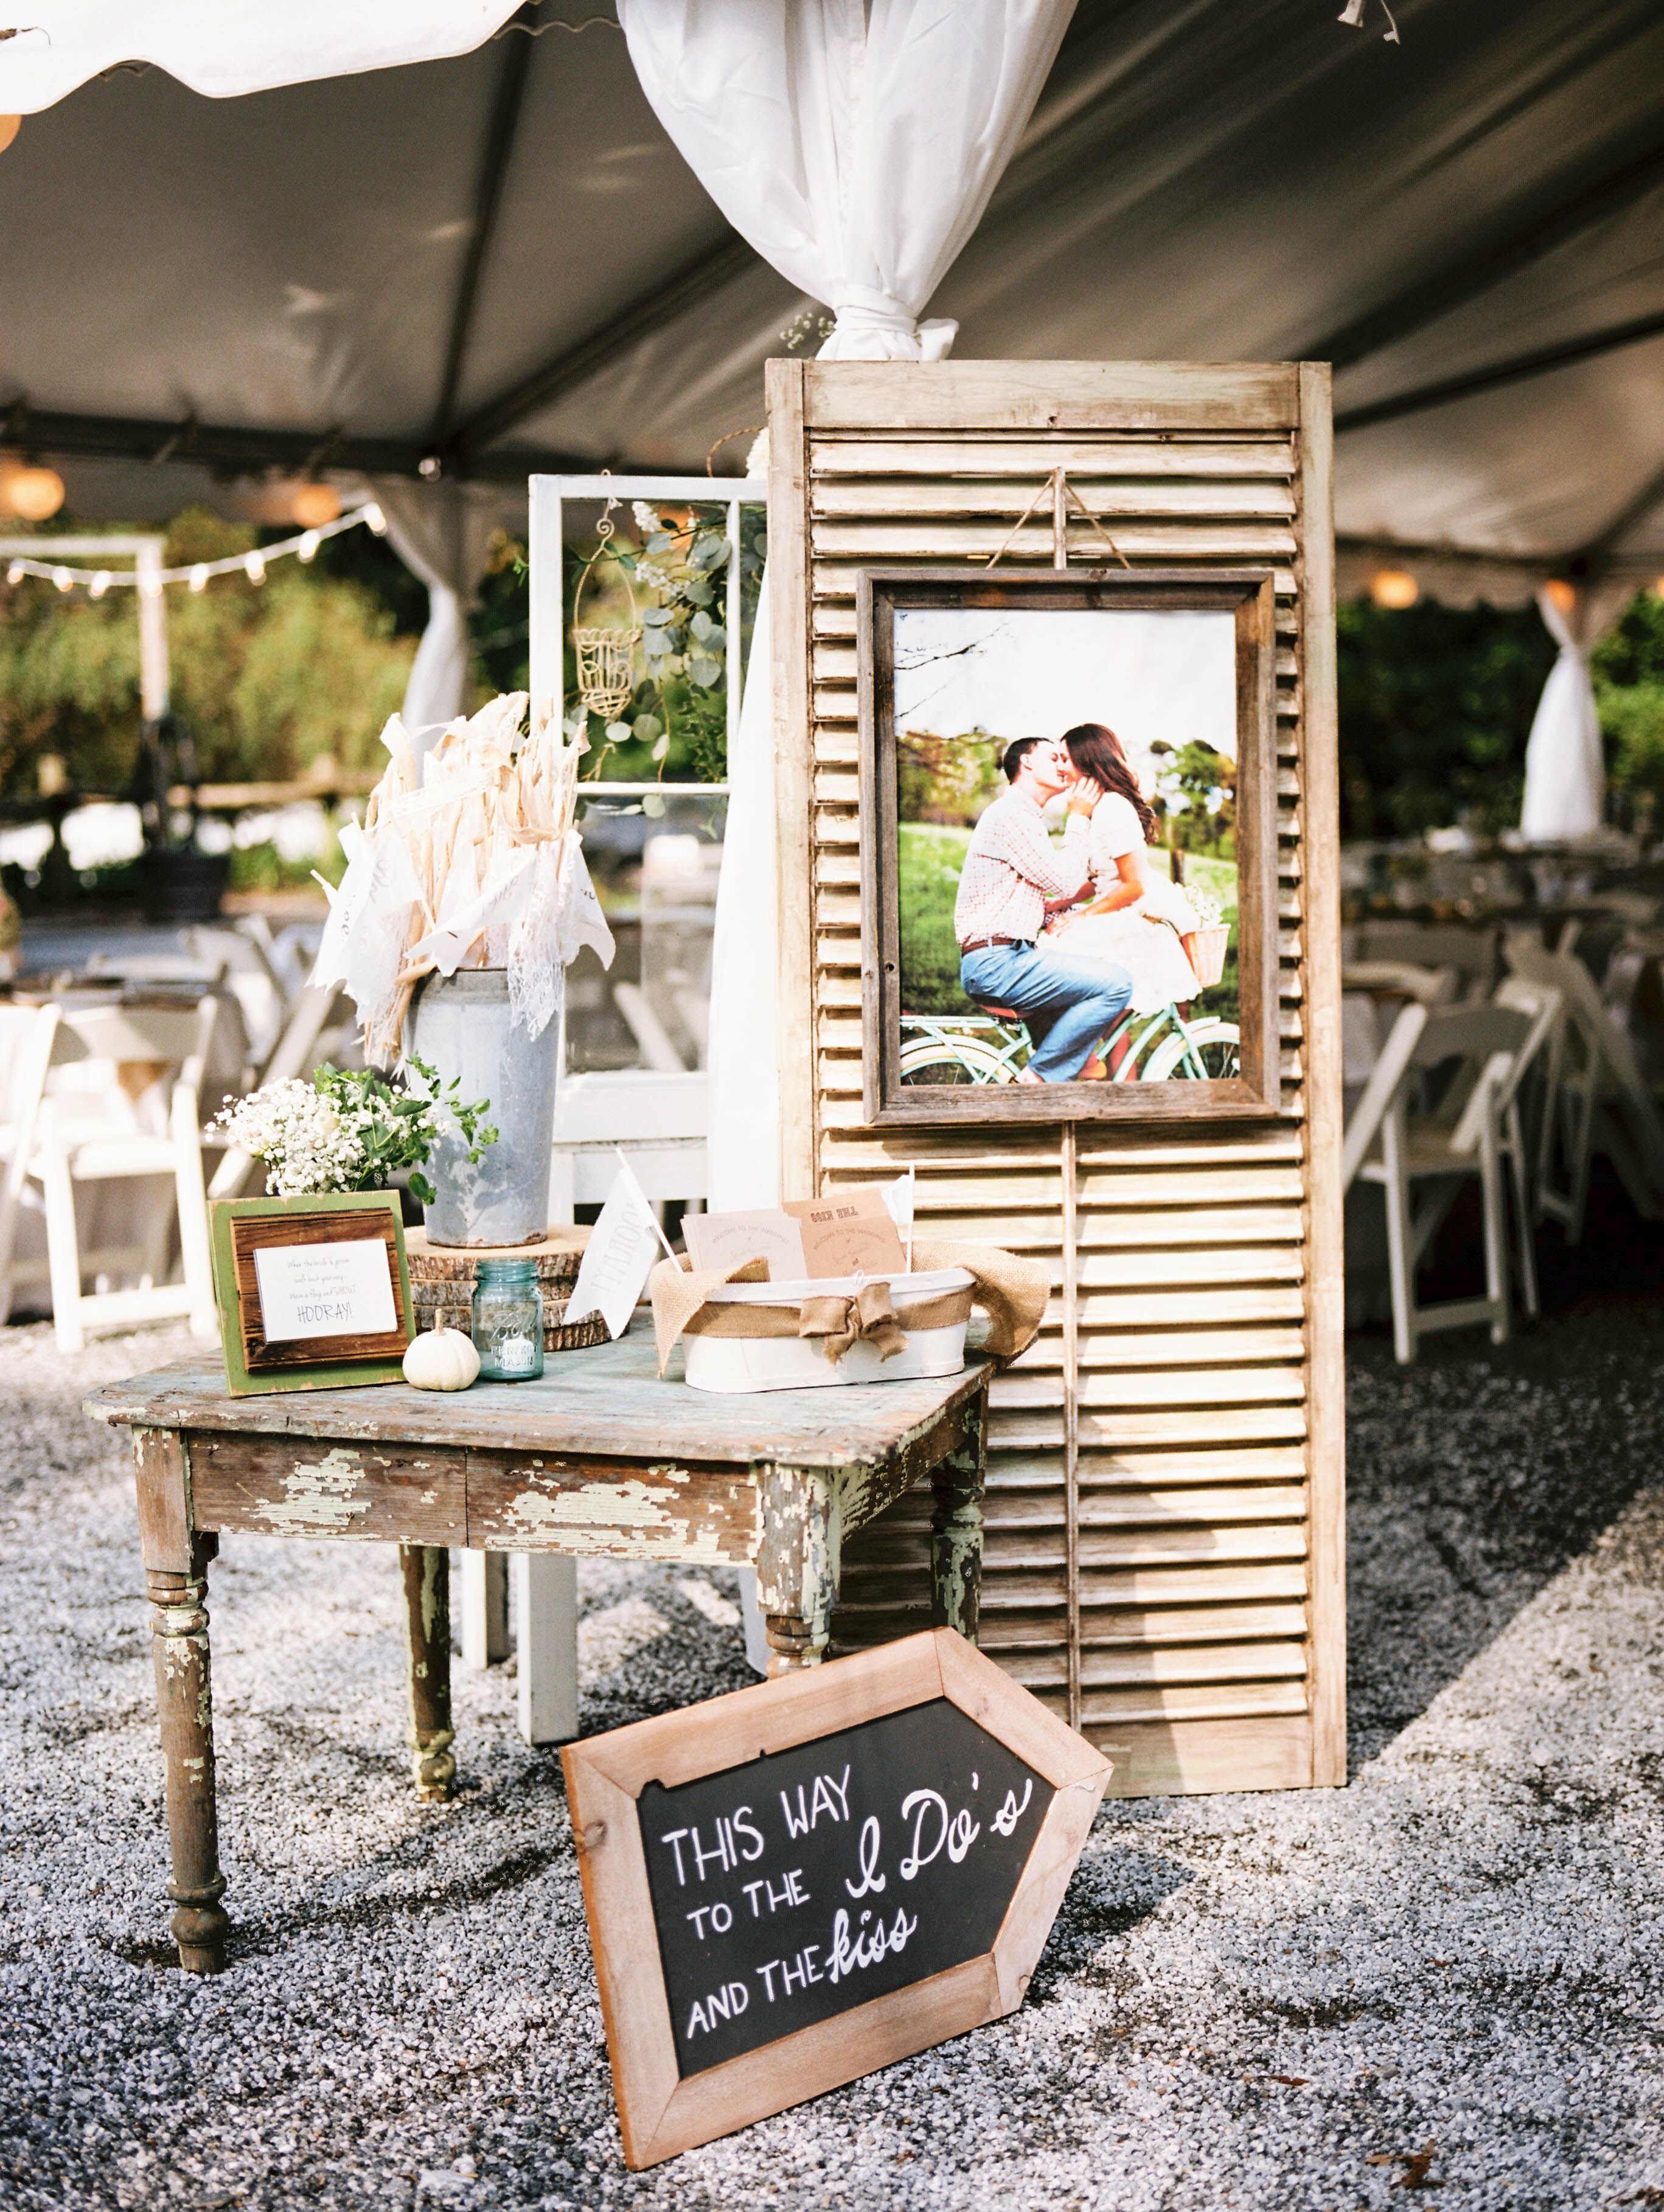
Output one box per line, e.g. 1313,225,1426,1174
898,822,973,1013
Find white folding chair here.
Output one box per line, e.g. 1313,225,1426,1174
26,998,221,1353
206,983,353,1201
186,925,289,1064
0,1002,61,1324
458,1067,711,1746
1345,1003,1531,1364
1504,933,1664,1241
1351,922,1499,1001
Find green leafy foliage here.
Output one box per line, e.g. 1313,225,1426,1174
1336,596,1555,840
1338,590,1664,841
897,823,975,1014
314,1054,496,1207
1152,739,1235,857
573,503,765,784
1593,591,1664,841
897,728,1003,826
0,508,415,805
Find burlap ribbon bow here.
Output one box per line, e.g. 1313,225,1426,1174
796,1278,907,1364
648,1238,1048,1377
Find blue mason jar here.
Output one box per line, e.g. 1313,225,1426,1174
470,1257,545,1382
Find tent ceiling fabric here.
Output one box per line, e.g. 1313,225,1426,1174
2,0,1662,588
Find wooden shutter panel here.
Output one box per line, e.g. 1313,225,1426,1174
768,360,1345,1798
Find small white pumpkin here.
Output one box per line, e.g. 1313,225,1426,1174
403,1327,481,1392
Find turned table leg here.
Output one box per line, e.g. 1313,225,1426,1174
754,1462,838,1676
930,1385,987,1642
146,1537,229,1973
400,1544,455,1802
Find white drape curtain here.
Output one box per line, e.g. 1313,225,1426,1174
0,1,520,110
616,0,1074,362
618,0,1074,1230
368,479,509,759
706,585,781,1209
1519,583,1631,842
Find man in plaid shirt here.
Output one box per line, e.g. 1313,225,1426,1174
955,736,1133,1082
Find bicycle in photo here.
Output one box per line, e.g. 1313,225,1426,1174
899,1000,1241,1086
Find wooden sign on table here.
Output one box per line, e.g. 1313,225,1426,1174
563,1628,1111,2167
208,1191,413,1396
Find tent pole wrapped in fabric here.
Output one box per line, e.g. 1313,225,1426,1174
367,478,515,758
614,0,1076,363
1519,584,1631,843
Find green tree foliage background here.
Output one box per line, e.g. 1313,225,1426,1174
8,494,1663,861
1336,588,1664,842
1335,598,1555,840
0,508,416,806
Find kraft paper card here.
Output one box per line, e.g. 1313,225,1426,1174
784,1189,908,1279
683,1209,808,1281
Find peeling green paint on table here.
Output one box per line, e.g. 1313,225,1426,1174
85,1328,993,1974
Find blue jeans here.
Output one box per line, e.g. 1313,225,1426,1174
959,942,1133,1082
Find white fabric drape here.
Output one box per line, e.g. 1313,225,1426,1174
706,587,781,1211
1519,584,1630,843
615,0,1075,361
369,479,507,759
618,2,1071,1242
0,2,520,110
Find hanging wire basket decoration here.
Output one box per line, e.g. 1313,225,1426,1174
571,492,641,723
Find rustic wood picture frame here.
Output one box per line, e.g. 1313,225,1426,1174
209,1191,413,1397
563,1627,1111,2169
858,566,1281,1126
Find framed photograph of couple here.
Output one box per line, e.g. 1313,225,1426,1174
857,568,1282,1125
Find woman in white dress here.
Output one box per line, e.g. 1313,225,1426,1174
1041,721,1202,1014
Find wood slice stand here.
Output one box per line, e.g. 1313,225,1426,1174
404,1227,606,1353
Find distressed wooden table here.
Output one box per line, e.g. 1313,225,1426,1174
85,1331,992,1975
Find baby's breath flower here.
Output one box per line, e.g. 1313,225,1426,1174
214,1080,364,1198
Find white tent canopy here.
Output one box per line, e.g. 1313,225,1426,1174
1,0,1662,601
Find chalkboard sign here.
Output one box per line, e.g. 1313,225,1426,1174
563,1628,1112,2168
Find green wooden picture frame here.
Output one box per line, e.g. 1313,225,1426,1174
209,1191,414,1397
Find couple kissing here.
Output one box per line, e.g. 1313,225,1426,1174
952,722,1203,1084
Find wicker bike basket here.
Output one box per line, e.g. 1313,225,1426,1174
1185,925,1230,988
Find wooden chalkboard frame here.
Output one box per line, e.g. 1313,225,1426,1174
563,1627,1112,2168
208,1191,413,1397
857,566,1282,1125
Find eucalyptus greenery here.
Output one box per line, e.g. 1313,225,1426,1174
314,1055,496,1207
573,501,765,795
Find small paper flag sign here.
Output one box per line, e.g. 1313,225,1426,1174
882,1165,916,1270
566,1157,670,1340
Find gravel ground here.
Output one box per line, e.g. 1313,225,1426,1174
2,1303,1663,2212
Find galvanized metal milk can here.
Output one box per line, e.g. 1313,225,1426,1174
409,968,557,1246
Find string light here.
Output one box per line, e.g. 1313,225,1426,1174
0,117,18,156
1544,578,1578,615
0,501,384,596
